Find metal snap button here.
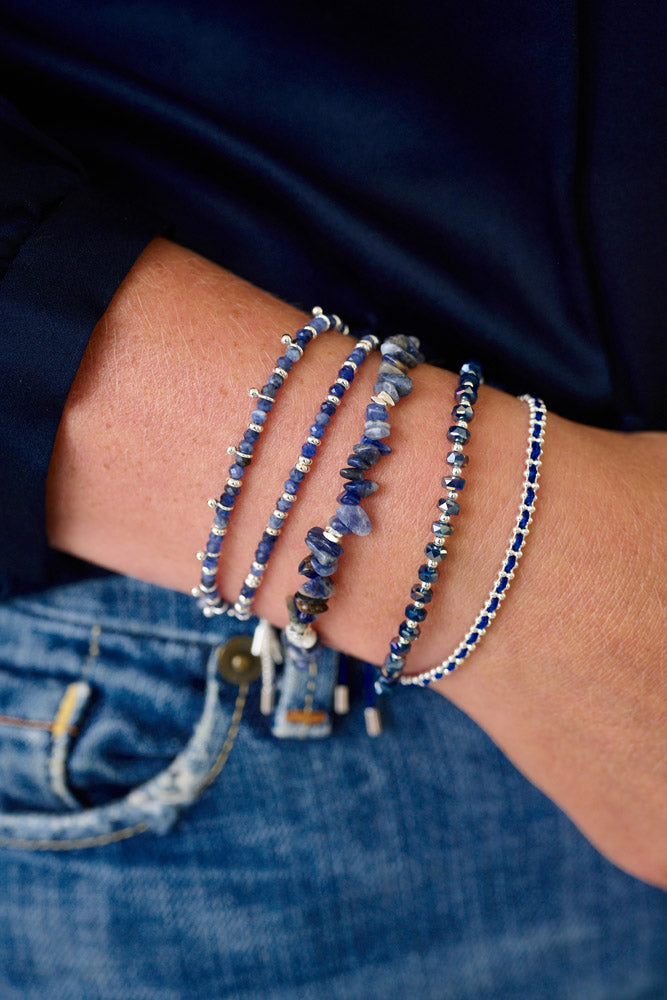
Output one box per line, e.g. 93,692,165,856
216,635,261,685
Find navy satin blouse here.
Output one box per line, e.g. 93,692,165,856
0,0,664,591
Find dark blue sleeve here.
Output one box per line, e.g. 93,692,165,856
0,99,160,589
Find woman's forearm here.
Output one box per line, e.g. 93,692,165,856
46,238,667,886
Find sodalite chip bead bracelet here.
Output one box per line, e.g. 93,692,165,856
376,361,483,690
401,394,546,687
229,332,380,621
284,334,424,646
192,308,350,618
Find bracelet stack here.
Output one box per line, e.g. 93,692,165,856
193,311,546,737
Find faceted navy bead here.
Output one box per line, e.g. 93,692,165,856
511,531,524,552
235,454,251,467
256,397,273,412
353,442,381,464
373,379,400,402
479,615,490,629
251,409,267,424
461,361,483,380
438,498,460,516
228,463,246,479
284,479,301,493
336,490,362,506
446,451,469,467
301,576,336,599
213,511,229,527
240,584,256,600
447,425,470,445
244,428,260,442
455,385,477,404
390,638,410,657
261,384,277,399
311,556,338,577
496,576,509,593
224,484,241,496
366,402,389,421
311,315,328,333
425,542,446,562
343,479,378,498
295,332,311,348
347,454,372,470
202,557,218,573
276,497,292,512
309,424,324,439
339,365,355,381
237,441,254,457
276,355,293,371
301,442,317,458
315,412,330,427
261,531,277,546
335,504,372,536
268,515,283,530
220,495,236,508
360,436,391,455
289,468,305,482
349,348,367,365
329,383,345,398
418,563,439,583
488,596,499,613
452,402,474,422
206,534,223,554
321,400,336,416
504,555,516,573
256,542,273,561
285,346,302,362
267,372,283,389
340,467,364,481
410,584,433,604
528,464,538,483
363,421,390,439
459,371,480,390
432,521,453,537
525,486,536,506
398,620,420,640
329,515,351,535
530,441,541,461
442,474,465,491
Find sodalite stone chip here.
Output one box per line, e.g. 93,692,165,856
335,504,372,536
305,527,342,565
373,379,400,402
301,576,336,599
342,479,378,499
363,421,391,439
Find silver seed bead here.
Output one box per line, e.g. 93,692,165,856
226,446,237,455
198,583,217,594
207,498,219,509
283,492,297,503
274,367,289,379
252,562,267,573
327,394,341,406
336,377,350,389
426,559,439,569
295,457,311,473
249,387,259,398
281,334,292,345
196,551,206,561
323,526,343,542
346,360,358,371
265,526,280,537
211,526,226,536
307,436,320,447
450,442,463,452
245,574,261,587
272,509,287,520
371,390,396,407
312,306,323,315
258,393,275,402
249,423,263,433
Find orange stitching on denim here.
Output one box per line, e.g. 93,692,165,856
0,715,78,736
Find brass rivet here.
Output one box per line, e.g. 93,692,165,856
216,635,261,685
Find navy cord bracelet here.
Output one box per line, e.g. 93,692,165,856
376,361,483,690
192,308,348,617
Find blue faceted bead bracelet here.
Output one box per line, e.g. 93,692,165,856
284,334,424,647
401,394,546,687
229,332,380,620
377,361,483,689
192,308,349,617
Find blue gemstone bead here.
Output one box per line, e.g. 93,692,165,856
381,371,413,396
528,464,538,483
289,468,305,482
329,515,351,534
219,495,236,508
256,543,272,561
460,361,483,380
295,332,311,348
354,442,381,463
237,441,254,456
309,424,324,439
261,531,277,546
349,348,367,365
315,412,330,426
398,620,420,640
336,490,361,506
425,542,446,562
455,385,477,404
366,402,389,421
504,555,516,573
525,486,536,506
452,403,474,422
202,556,218,573
311,556,338,577
363,421,391,439
496,576,509,593
340,467,364,480
213,511,229,527
343,479,378,498
321,400,336,416
410,584,433,604
459,371,480,390
261,384,277,399
418,564,439,583
311,315,328,333
488,596,499,613
511,532,524,552
446,451,468,467
384,652,405,668
284,479,301,493
347,455,372,470
244,428,260,442
234,454,251,468
267,372,283,389
276,497,292,512
256,397,273,412
438,498,460,516
224,484,240,496
360,436,391,455
530,441,541,461
335,504,372,536
373,379,400,402
240,584,256,600
442,475,465,490
301,442,317,458
268,515,283,530
479,615,490,629
447,425,470,445
301,576,336,599
228,463,245,479
390,638,410,657
432,520,453,537
285,346,301,362
296,611,316,624
339,365,355,381
405,604,427,622
380,341,419,369
329,383,345,398
305,527,342,560
251,409,267,424
207,535,222,554
276,355,293,371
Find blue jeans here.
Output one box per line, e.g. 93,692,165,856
0,573,665,999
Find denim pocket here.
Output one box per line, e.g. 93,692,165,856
0,581,253,850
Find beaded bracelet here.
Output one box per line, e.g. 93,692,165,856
400,394,546,686
192,308,349,617
229,332,380,621
376,361,483,690
283,334,424,647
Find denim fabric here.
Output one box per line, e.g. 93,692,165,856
0,574,665,999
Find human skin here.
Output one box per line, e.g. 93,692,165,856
46,238,666,888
